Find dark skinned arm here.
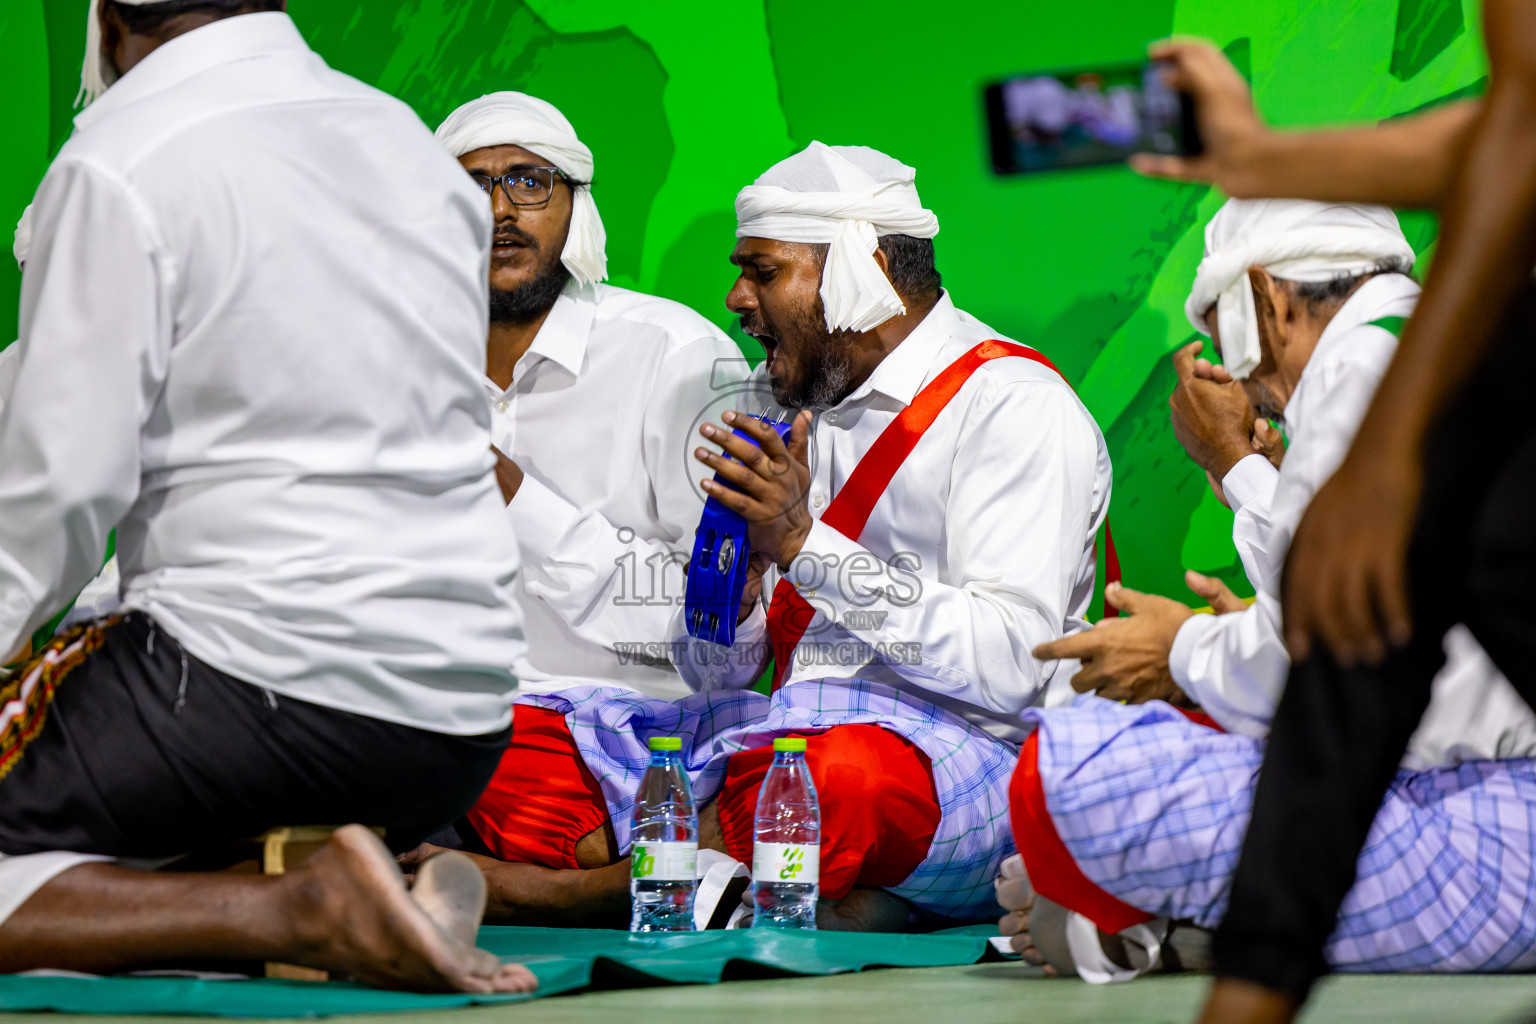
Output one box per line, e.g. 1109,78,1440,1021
1133,39,1481,209
1284,0,1536,662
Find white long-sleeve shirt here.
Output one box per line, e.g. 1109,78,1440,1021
487,282,746,700
1170,274,1536,768
673,291,1113,738
2,13,524,735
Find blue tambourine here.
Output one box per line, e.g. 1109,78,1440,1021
684,415,793,646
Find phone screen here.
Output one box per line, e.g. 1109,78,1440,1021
984,61,1201,174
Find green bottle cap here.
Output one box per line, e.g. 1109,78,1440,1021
773,737,808,752
648,736,683,751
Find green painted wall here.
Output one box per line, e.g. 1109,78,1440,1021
3,0,1484,610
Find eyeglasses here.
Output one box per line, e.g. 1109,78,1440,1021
469,166,563,207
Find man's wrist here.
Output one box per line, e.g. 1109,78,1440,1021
1207,439,1257,482
773,521,811,572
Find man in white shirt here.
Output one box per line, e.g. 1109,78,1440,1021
421,92,744,872
0,1,533,992
411,143,1112,930
1,207,122,668
1001,199,1536,984
1032,198,1536,766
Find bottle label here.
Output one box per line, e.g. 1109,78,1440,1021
752,842,820,884
631,841,698,882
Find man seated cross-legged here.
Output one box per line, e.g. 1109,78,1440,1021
413,91,745,881
411,142,1112,931
0,1,533,992
999,198,1536,980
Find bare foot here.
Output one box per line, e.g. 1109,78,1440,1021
281,825,536,994
410,851,489,949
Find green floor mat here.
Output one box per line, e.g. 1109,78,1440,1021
0,926,994,1017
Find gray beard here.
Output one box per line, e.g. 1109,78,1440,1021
801,355,854,410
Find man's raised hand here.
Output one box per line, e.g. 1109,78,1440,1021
1031,582,1195,705
1131,39,1268,196
1169,341,1264,480
696,409,814,570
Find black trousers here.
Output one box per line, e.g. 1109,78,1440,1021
1213,286,1536,999
0,612,511,859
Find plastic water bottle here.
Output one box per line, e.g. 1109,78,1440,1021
629,736,699,932
751,736,820,929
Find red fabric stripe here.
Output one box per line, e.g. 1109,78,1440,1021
1175,707,1225,732
1101,523,1122,618
1010,732,1156,935
718,724,940,900
767,340,1063,690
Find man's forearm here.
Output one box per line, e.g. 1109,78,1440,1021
1238,102,1479,209
1355,79,1536,455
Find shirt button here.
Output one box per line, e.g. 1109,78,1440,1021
812,494,826,509
495,399,510,414
826,412,839,424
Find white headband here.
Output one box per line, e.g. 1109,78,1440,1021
1186,198,1414,380
78,0,166,108
435,91,607,287
736,142,939,334
14,205,33,268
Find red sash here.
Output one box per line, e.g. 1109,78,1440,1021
765,340,1118,691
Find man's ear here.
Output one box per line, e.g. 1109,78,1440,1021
98,0,125,76
1247,265,1293,355
871,244,891,283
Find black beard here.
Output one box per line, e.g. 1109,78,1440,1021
746,304,860,410
490,261,571,324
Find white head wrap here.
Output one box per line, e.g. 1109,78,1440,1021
434,92,607,286
14,205,33,268
79,0,167,108
1186,198,1414,380
735,141,940,334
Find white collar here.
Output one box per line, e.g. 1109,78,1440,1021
483,282,598,398
75,12,309,132
834,289,960,410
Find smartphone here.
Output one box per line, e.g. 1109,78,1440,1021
984,60,1202,174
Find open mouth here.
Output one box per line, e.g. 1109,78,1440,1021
758,334,779,373
491,238,531,258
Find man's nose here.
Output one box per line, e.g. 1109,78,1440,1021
726,277,756,317
491,186,519,222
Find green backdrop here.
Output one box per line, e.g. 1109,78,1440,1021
1,0,1485,609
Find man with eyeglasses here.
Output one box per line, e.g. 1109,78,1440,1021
423,92,744,878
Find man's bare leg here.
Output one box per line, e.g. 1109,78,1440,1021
0,825,536,994
402,829,631,929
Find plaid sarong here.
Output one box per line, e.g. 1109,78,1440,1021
1023,696,1536,973
521,680,1019,920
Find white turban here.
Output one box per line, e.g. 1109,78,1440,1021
78,0,167,108
1186,198,1414,380
434,92,607,286
736,141,940,334
14,205,33,268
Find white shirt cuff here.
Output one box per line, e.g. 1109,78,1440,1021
787,520,868,621
1169,611,1220,695
505,472,582,567
1221,454,1279,516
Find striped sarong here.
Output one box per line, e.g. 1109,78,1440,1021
1023,696,1536,973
